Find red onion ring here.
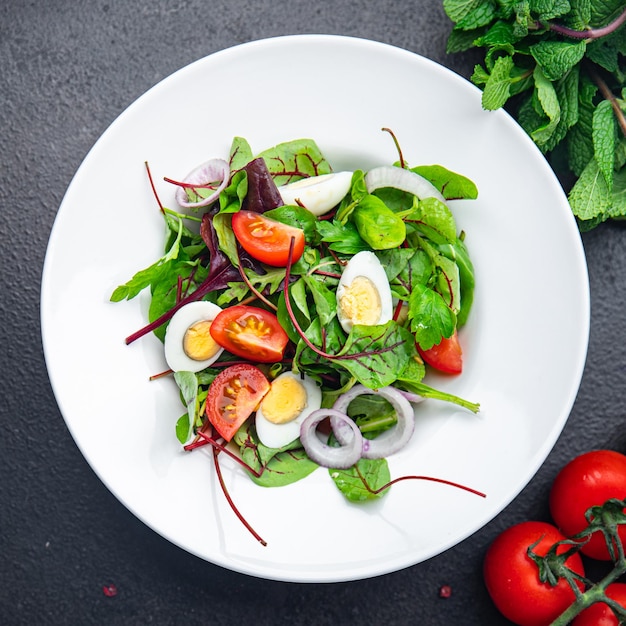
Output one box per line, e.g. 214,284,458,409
175,158,230,208
331,385,416,459
364,165,445,203
299,408,363,469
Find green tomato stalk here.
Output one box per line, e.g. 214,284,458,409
529,498,626,625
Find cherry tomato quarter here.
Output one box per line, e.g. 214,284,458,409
209,305,289,363
417,330,463,374
231,210,305,267
572,582,626,626
549,449,626,560
483,521,585,626
205,364,270,441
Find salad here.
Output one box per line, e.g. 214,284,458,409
111,130,483,544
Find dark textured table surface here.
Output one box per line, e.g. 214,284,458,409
2,2,625,624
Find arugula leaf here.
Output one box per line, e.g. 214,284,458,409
173,371,198,444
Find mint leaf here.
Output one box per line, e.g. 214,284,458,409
567,0,591,29
446,27,486,53
456,0,497,29
568,157,612,220
610,165,626,215
531,65,562,148
530,0,572,21
481,54,515,110
531,40,587,81
443,0,483,23
592,98,616,191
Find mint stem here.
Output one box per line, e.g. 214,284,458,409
541,6,626,40
589,67,626,138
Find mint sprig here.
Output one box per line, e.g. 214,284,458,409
444,0,626,230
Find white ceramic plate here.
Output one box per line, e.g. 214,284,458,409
41,35,589,582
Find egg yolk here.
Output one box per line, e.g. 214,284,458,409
339,276,381,326
260,376,307,424
183,320,221,361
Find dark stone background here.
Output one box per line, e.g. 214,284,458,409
2,1,625,624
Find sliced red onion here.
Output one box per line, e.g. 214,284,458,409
331,385,416,459
299,408,363,469
175,158,230,208
396,389,426,404
365,165,445,203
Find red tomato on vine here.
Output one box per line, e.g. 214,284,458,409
572,582,626,626
549,449,626,561
483,521,585,626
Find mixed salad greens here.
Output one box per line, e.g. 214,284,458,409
111,131,483,542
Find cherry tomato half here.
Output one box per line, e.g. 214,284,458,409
231,210,305,267
483,521,585,626
549,449,626,561
205,364,270,442
417,330,463,374
209,305,289,363
572,582,626,626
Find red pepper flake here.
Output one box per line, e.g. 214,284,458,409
102,584,118,597
439,584,452,599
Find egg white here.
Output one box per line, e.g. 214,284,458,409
164,301,224,372
277,171,353,216
255,371,322,449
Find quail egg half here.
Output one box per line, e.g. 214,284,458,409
336,250,394,333
277,171,353,216
255,371,322,449
164,301,224,372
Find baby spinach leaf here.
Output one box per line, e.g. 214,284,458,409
411,165,479,200
234,423,319,487
437,237,475,327
407,196,458,244
249,449,319,487
329,457,391,502
376,248,417,283
351,195,407,250
229,136,254,171
264,204,319,244
334,322,416,389
257,139,332,186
